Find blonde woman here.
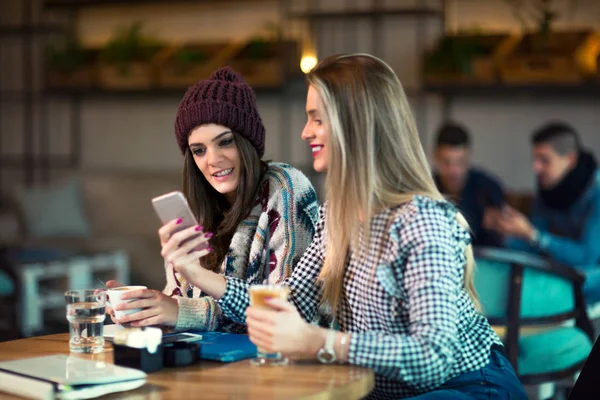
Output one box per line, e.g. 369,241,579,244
169,54,527,399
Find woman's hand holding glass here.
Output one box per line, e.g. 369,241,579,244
245,298,325,359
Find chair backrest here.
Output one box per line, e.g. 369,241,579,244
569,337,600,399
474,246,594,374
475,248,575,321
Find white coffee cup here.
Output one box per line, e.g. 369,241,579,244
107,285,147,319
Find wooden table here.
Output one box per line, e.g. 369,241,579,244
0,334,375,399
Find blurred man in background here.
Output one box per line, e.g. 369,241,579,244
489,122,600,304
433,122,505,247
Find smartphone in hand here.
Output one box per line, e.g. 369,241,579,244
152,191,209,253
152,191,198,232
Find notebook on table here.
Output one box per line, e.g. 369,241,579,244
0,354,147,399
166,331,257,362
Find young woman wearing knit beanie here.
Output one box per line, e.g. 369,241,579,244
162,54,527,400
106,67,319,332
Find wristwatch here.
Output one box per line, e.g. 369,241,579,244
317,330,337,364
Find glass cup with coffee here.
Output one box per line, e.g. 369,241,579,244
65,289,107,353
248,284,291,366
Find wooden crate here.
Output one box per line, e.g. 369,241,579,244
157,42,244,88
423,33,519,85
499,30,600,84
229,40,301,89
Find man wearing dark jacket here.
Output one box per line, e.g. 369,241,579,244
433,122,506,247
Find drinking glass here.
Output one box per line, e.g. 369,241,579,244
248,284,290,366
65,289,107,353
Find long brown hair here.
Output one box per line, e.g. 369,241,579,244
307,54,480,314
183,133,267,272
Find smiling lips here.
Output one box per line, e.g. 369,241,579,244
311,145,324,157
212,168,234,181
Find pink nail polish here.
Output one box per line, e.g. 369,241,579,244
207,247,213,252
205,232,214,238
176,218,183,224
195,225,203,232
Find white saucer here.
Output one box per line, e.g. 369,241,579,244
103,323,126,340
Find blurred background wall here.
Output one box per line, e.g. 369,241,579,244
1,0,598,193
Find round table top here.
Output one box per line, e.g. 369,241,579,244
0,334,375,400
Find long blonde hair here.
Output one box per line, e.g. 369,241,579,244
306,54,479,314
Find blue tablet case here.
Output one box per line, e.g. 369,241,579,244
164,331,257,363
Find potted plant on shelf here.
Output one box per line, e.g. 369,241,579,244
499,0,600,84
157,41,244,88
229,22,301,89
98,22,163,90
46,36,96,90
423,31,518,85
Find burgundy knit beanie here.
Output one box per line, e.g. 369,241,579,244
174,67,265,157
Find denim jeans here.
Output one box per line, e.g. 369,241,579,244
406,345,527,399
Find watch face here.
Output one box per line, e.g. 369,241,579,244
317,349,336,364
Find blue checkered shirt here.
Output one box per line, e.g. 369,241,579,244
219,195,503,399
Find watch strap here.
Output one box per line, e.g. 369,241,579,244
324,329,336,352
317,330,337,364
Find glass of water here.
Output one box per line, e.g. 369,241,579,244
65,289,107,353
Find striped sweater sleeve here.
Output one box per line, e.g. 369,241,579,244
264,166,319,285
162,262,222,330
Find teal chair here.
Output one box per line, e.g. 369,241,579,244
474,247,594,397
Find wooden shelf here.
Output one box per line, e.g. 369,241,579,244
44,0,271,9
0,24,65,36
288,7,443,20
46,87,188,97
39,84,423,100
423,83,600,97
44,80,307,97
0,154,73,168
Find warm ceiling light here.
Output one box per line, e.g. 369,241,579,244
300,55,318,74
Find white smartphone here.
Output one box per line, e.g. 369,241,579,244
151,191,198,232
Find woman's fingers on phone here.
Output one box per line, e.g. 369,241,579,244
158,219,181,245
160,227,190,257
162,225,205,256
166,234,210,262
171,224,205,244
